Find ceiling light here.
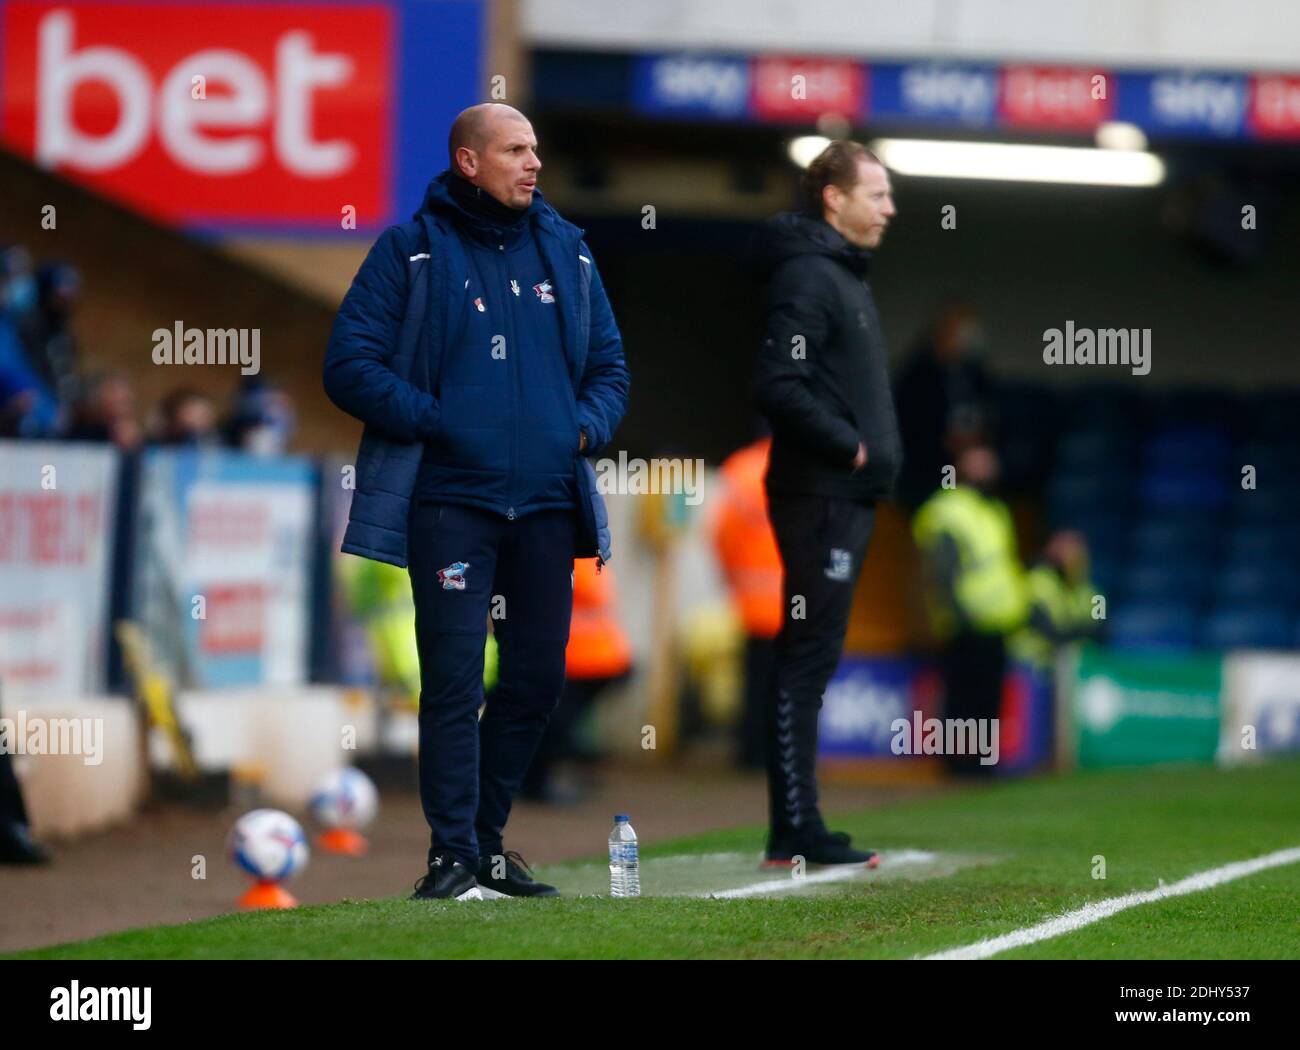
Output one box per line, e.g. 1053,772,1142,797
869,137,1165,186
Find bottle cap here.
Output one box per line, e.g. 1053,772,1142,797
614,814,629,822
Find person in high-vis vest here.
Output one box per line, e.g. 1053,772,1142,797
0,696,49,864
1009,530,1099,672
912,445,1028,776
340,555,498,706
521,557,632,802
710,435,784,769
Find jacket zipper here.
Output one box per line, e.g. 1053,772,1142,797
498,240,519,520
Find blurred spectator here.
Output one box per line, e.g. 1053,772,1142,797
1009,530,1102,670
153,388,218,446
339,552,498,708
339,554,423,706
0,245,60,438
222,378,296,455
19,262,82,405
894,301,997,511
64,371,141,449
0,698,51,865
1,245,37,317
912,445,1028,777
709,434,783,769
521,558,632,803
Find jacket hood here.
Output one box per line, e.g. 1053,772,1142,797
752,211,872,277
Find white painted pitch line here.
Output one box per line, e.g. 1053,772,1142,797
706,849,938,899
922,845,1300,960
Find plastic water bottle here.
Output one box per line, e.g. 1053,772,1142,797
608,815,640,898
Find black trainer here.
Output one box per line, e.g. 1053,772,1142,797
411,851,482,900
0,822,50,865
763,827,879,869
476,850,560,898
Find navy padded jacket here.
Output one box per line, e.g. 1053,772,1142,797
323,172,630,567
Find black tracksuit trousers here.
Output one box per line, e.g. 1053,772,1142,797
765,492,876,837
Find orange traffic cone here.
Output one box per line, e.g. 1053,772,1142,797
238,880,298,909
317,828,369,856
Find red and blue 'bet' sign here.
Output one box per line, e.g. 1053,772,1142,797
0,0,483,231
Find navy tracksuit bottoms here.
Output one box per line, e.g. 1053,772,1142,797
407,500,576,868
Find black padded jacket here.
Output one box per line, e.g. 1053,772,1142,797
753,212,903,503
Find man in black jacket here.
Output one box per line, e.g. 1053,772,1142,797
753,141,902,867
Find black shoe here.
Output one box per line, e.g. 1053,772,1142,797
0,822,51,865
476,849,560,899
763,827,879,869
792,820,853,847
410,851,481,900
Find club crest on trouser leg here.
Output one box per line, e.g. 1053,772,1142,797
824,547,852,582
437,561,470,591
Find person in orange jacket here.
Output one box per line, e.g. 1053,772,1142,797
520,557,632,802
711,435,784,769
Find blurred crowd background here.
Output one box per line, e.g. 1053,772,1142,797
3,0,1300,852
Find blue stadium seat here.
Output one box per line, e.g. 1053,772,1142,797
1119,563,1214,605
1059,513,1126,563
1225,525,1294,564
1065,384,1142,430
1088,556,1121,599
1200,605,1294,650
1139,470,1228,511
1048,473,1134,523
1240,390,1300,442
1147,390,1242,431
1234,439,1299,475
1144,426,1232,472
1227,483,1300,524
1129,518,1222,561
1214,565,1298,607
1056,429,1133,473
1108,603,1199,651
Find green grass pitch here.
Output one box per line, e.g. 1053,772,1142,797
12,759,1300,960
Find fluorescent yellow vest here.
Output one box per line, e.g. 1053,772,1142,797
339,556,498,703
1009,563,1097,669
912,486,1028,639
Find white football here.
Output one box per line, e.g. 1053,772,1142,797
228,809,310,882
308,767,379,830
